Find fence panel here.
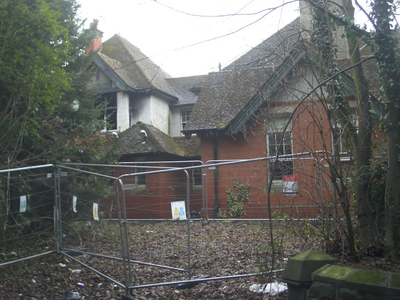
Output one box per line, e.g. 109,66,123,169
0,164,56,267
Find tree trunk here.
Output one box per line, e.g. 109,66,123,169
342,0,378,248
373,0,400,258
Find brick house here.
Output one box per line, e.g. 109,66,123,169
182,13,381,219
88,1,382,219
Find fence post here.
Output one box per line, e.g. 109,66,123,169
54,166,62,253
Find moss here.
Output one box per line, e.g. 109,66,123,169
316,265,354,281
389,273,400,288
218,120,231,129
346,270,387,285
102,45,117,56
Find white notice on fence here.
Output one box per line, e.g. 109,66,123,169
73,196,77,213
20,195,27,213
93,203,99,221
171,201,186,220
283,175,298,195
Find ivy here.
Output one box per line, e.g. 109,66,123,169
219,176,250,219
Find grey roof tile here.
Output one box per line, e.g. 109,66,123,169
117,122,200,157
166,75,207,106
97,34,176,96
224,18,302,70
184,18,302,132
183,67,271,131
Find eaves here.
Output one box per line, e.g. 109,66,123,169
226,43,307,135
94,54,178,103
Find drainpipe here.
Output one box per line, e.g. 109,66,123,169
210,131,220,217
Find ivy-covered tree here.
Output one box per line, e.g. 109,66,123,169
305,0,400,258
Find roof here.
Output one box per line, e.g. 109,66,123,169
183,67,271,132
224,18,302,70
117,122,200,158
184,18,303,133
96,34,177,97
166,75,207,107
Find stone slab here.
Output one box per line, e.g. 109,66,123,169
312,264,356,286
282,249,336,285
345,269,388,295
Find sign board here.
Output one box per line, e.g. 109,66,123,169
93,203,99,221
72,196,77,213
283,175,297,195
123,184,135,190
171,201,187,220
20,195,27,213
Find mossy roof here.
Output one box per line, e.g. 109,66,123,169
183,18,302,132
166,75,207,107
117,122,200,158
183,67,271,131
97,34,176,96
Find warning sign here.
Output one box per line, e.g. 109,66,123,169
171,201,187,220
283,175,297,195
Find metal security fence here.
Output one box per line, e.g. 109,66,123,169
56,163,194,295
0,164,56,266
0,153,338,298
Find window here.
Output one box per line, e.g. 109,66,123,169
266,118,293,181
332,113,357,155
100,93,117,131
192,168,202,190
181,110,192,131
135,164,146,188
332,128,347,154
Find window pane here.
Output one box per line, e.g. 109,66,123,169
193,169,202,186
137,165,146,186
107,97,117,108
267,127,293,181
106,109,117,130
270,161,294,180
181,110,192,130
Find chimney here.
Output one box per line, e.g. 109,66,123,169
85,19,103,54
300,0,349,60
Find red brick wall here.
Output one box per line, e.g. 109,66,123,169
199,100,341,219
102,156,203,219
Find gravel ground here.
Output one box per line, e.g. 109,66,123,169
1,220,398,299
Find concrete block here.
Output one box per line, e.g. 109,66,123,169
387,272,400,297
312,264,356,286
282,249,336,286
345,269,388,295
307,281,336,300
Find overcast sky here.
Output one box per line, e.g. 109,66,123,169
78,0,299,77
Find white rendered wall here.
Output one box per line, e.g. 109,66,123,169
117,91,130,132
170,108,182,137
131,96,152,127
150,95,170,135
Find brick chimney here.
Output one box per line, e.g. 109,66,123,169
300,0,349,60
86,19,103,54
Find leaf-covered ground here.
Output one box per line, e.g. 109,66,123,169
1,220,399,299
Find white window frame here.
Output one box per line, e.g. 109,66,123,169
101,94,117,131
134,164,146,189
181,110,192,131
331,113,357,155
266,117,294,183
